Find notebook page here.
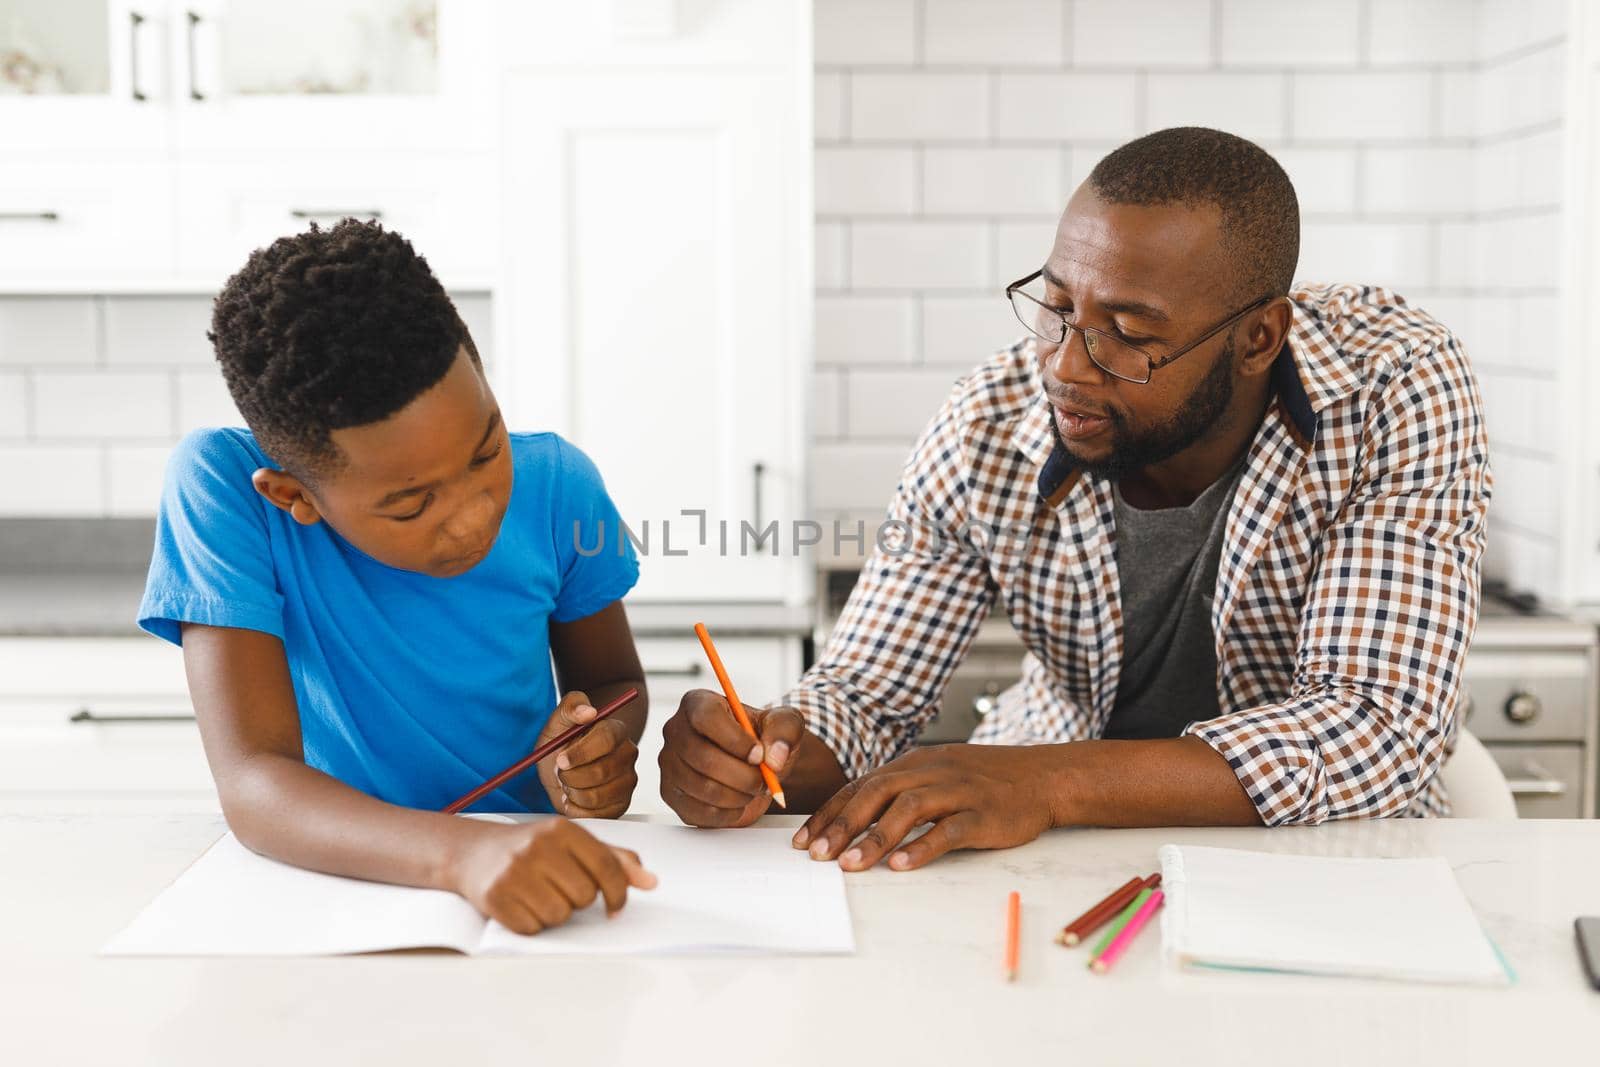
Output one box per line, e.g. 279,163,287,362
1158,845,1508,986
103,832,486,957
474,822,855,956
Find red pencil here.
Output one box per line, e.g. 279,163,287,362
1057,872,1161,946
442,687,640,815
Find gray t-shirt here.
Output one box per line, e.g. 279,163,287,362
1102,458,1246,740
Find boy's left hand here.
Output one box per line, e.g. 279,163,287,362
536,691,640,818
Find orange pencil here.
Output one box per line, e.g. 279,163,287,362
693,622,786,808
1005,890,1021,982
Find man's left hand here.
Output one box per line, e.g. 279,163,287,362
791,744,1064,871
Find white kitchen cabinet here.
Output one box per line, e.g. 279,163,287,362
169,0,495,153
0,0,497,292
0,0,170,152
498,1,813,604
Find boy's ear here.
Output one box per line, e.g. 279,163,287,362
251,468,324,526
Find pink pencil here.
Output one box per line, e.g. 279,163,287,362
1088,889,1164,974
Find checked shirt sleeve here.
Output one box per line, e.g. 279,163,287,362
1187,335,1492,825
782,391,999,779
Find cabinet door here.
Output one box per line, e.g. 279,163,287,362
502,70,810,602
0,0,171,152
169,0,493,153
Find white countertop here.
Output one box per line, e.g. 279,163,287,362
2,800,1597,1065
0,572,814,638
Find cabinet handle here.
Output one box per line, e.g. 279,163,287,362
0,212,60,222
186,10,204,101
69,708,196,724
129,11,147,102
752,462,767,530
644,663,704,679
290,209,386,221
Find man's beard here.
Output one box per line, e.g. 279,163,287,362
1053,337,1237,482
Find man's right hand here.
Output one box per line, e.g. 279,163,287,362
449,819,656,935
658,689,807,827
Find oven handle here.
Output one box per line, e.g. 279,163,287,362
1504,763,1568,797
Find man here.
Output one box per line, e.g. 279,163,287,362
658,127,1492,871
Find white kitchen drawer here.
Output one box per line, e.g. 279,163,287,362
0,637,189,701
0,637,205,795
0,161,175,284
631,634,802,816
174,155,498,285
0,719,214,795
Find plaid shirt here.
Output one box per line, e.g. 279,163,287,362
786,284,1492,825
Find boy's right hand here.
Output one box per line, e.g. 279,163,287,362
658,688,807,828
450,819,656,935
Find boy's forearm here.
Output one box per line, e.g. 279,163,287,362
579,677,648,744
218,754,492,893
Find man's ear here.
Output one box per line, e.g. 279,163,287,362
251,468,324,526
1238,297,1293,377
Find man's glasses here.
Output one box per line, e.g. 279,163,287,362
1005,269,1273,385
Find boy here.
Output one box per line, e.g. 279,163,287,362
140,220,655,934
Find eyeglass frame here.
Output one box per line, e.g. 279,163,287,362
1004,268,1275,385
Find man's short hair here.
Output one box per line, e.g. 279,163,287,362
209,218,479,481
1087,127,1300,304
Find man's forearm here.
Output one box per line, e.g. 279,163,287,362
772,728,850,814
1047,736,1263,828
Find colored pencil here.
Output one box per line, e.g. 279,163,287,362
1089,889,1165,974
441,687,639,815
1088,888,1152,959
1005,890,1021,982
693,622,786,808
1056,876,1158,953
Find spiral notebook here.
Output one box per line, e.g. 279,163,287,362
1157,844,1511,986
103,820,855,958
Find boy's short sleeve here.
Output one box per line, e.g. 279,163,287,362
550,437,640,623
138,429,286,646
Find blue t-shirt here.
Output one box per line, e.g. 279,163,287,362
139,427,639,813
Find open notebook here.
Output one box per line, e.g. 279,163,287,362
1158,845,1510,986
104,820,854,957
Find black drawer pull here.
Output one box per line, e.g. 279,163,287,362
645,663,704,679
70,708,195,724
0,212,60,222
290,209,385,220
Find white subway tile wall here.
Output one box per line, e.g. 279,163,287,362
0,293,492,517
810,0,1569,603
